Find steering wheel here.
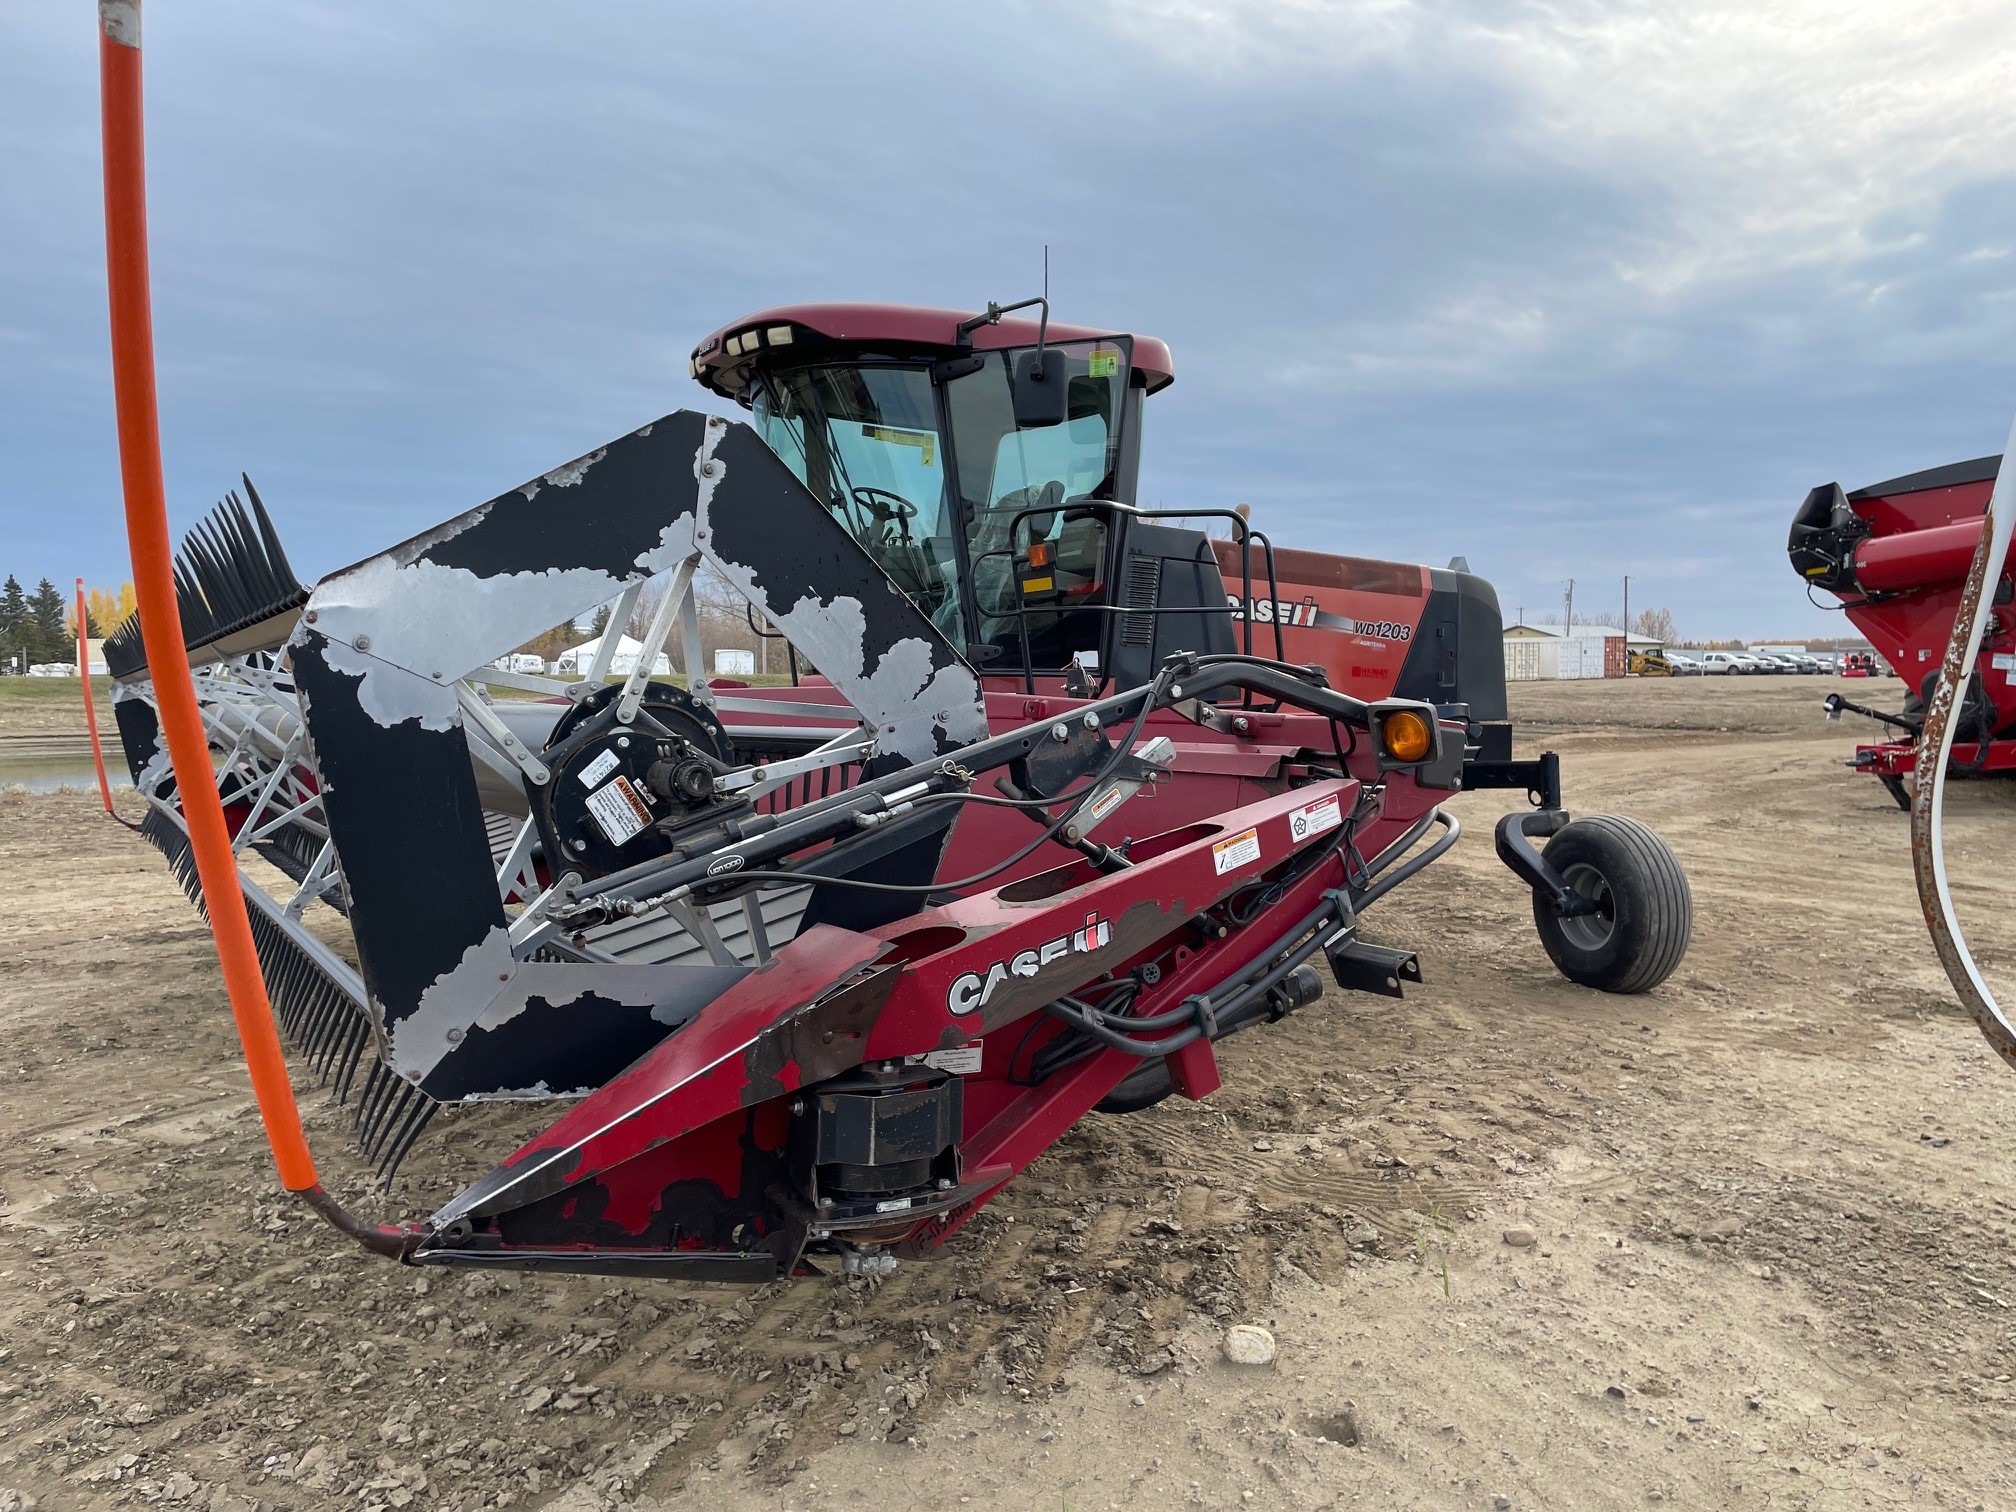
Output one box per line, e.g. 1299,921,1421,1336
850,486,918,524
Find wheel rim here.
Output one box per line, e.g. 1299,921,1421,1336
1557,862,1617,950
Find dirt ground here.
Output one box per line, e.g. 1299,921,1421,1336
3,674,2014,1512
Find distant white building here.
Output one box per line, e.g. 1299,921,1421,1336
549,633,672,678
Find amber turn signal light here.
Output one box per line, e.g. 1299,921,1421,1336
1379,709,1434,764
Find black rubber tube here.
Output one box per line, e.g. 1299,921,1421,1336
1352,809,1459,911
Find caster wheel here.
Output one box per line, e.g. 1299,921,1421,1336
1531,815,1690,994
1096,1061,1173,1115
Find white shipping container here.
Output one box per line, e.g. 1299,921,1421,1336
1503,633,1609,681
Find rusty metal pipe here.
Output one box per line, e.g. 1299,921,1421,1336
1910,403,2016,1067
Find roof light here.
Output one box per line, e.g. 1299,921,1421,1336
726,335,745,357
767,326,793,346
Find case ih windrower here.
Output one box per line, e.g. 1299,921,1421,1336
99,301,1693,1280
1790,455,2015,807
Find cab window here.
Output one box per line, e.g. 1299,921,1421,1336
941,339,1128,666
750,365,963,644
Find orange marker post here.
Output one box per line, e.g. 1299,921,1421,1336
97,0,411,1256
100,1,371,1230
74,578,116,814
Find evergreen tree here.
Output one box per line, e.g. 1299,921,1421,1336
0,575,26,673
27,579,68,665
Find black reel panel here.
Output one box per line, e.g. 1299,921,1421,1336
528,681,736,879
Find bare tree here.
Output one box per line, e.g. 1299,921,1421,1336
621,564,771,684
1632,607,1677,643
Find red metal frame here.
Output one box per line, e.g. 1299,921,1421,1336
1853,737,2016,778
1811,465,2016,787
427,779,1374,1268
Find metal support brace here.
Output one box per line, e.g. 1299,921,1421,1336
456,682,552,786
578,581,644,696
231,735,302,854
715,733,877,798
284,840,341,919
678,574,710,708
469,666,575,699
741,894,773,966
664,897,740,967
617,557,699,726
495,816,541,904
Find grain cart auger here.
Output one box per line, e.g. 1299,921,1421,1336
109,302,1691,1279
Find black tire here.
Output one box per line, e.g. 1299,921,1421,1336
1096,1060,1173,1115
1530,815,1690,994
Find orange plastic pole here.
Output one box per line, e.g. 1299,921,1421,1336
74,578,116,814
97,0,318,1194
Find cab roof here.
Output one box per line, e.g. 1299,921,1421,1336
690,302,1176,403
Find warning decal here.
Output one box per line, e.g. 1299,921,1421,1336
584,775,653,846
1212,827,1262,875
1289,794,1343,842
1086,784,1129,823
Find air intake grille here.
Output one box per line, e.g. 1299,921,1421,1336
1119,556,1163,648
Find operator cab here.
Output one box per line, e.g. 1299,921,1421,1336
690,302,1218,680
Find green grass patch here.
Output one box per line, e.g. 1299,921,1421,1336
0,676,112,708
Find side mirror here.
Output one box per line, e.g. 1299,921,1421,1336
1011,349,1070,428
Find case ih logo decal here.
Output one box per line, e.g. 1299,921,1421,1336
947,913,1112,1016
1227,594,1412,641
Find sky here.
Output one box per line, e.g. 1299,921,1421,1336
3,0,2014,641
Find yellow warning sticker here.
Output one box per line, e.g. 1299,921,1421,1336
862,425,936,466
1088,348,1119,379
1212,827,1262,875
1020,575,1055,595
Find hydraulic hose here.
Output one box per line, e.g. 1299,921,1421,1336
1353,808,1460,912
1911,404,2016,1068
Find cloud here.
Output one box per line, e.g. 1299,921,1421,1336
1106,0,2016,284
1101,0,2016,396
2,0,2012,640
